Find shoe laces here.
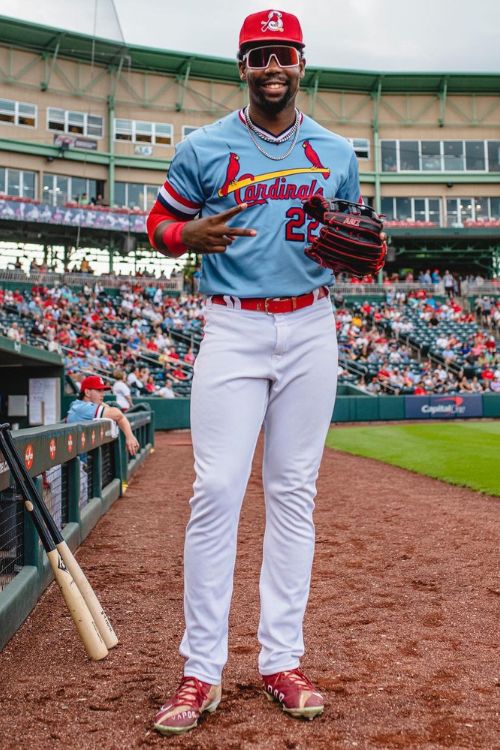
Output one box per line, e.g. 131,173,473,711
276,668,315,691
167,677,210,710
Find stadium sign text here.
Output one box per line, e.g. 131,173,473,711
405,394,483,419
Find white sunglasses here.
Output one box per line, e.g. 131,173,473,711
243,45,302,70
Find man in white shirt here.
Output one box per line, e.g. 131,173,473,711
127,367,145,394
157,381,176,399
112,370,133,411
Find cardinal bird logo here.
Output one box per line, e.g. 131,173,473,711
220,153,240,197
216,141,330,201
261,10,284,33
303,141,326,170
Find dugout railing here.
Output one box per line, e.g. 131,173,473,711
0,407,154,651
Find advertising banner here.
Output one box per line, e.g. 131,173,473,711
405,394,483,419
0,197,146,234
53,133,98,151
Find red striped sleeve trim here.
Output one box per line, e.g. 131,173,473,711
162,181,200,210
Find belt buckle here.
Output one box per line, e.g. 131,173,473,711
264,296,297,314
264,297,276,314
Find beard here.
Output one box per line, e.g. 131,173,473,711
252,80,296,115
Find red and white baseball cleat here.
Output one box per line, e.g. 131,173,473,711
262,668,324,719
153,676,221,735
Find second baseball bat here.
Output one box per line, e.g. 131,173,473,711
0,433,108,660
0,425,118,651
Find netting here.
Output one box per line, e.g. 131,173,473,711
102,442,115,488
0,484,24,591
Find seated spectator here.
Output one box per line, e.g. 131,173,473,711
469,376,484,393
157,381,176,399
172,365,188,381
7,322,22,341
481,366,495,382
366,376,382,395
127,366,146,395
145,375,156,394
67,375,139,455
490,375,500,393
112,370,133,411
184,348,195,365
31,317,45,336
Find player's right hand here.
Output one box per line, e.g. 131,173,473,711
181,203,257,254
126,435,140,456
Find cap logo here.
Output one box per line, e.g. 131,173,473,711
261,10,284,34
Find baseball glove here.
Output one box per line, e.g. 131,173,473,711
302,195,387,277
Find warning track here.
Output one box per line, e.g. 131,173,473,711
0,431,498,750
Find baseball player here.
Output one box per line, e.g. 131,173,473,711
147,9,368,735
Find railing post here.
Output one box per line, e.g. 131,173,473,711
148,411,155,448
23,480,41,569
112,434,126,494
119,432,129,487
91,446,103,499
67,457,81,524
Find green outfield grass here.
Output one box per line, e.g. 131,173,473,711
326,421,500,497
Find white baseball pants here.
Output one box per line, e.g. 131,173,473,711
179,294,338,683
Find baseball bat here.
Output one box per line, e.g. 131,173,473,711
0,426,112,658
0,426,118,649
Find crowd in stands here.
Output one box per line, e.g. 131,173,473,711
335,289,500,395
6,256,194,291
336,268,498,292
0,279,499,399
5,253,498,295
0,282,205,399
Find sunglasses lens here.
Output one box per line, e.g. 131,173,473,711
246,46,300,69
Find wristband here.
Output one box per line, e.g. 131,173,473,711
161,222,187,257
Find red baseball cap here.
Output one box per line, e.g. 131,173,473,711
80,375,111,392
239,9,304,49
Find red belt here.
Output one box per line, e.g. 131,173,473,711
210,286,329,314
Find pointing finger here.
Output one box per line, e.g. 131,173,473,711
216,203,249,221
224,227,257,237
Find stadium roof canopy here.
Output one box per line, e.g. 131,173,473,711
1,15,499,94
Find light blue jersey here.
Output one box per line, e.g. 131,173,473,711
67,400,105,423
158,110,361,298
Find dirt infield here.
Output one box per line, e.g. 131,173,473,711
0,431,499,750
